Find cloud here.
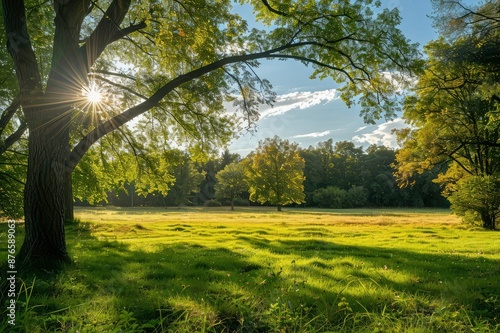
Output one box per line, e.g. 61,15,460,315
352,118,405,148
292,130,332,139
354,125,370,133
260,89,340,118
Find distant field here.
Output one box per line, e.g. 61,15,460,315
1,207,499,332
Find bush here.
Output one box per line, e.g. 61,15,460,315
312,186,346,208
345,186,369,208
204,199,222,207
232,197,250,206
448,175,500,230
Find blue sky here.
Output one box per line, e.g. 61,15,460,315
228,0,439,156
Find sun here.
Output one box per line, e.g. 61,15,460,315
87,89,102,103
85,84,102,104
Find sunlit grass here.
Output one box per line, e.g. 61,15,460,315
1,207,499,332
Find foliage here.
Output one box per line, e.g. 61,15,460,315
299,140,446,209
430,0,500,114
165,150,205,207
245,136,305,210
395,38,500,228
300,138,336,192
203,199,222,207
345,185,369,208
214,162,248,210
312,186,346,209
448,175,500,230
431,0,500,38
70,140,447,210
0,143,25,218
195,149,241,204
311,185,368,209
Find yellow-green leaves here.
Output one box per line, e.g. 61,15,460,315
395,37,500,229
214,162,248,209
244,136,305,210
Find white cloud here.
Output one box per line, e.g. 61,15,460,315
354,125,370,133
352,118,405,148
260,89,340,118
292,130,332,139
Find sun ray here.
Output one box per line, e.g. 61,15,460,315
84,82,103,104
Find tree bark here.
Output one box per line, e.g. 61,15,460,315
17,111,72,269
64,171,74,223
481,212,497,230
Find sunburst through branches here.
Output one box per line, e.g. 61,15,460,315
76,80,110,129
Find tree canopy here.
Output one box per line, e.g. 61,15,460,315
396,1,500,229
215,162,248,210
244,136,305,211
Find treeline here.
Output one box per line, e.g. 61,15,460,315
94,138,448,209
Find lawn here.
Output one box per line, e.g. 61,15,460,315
1,207,499,332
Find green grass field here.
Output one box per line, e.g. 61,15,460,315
1,207,499,332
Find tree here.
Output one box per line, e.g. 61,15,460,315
431,1,500,97
2,0,420,268
431,0,500,41
245,136,305,211
312,186,345,208
195,149,240,205
448,175,500,230
345,185,369,208
300,139,336,204
166,150,205,207
214,162,248,210
395,39,500,229
332,141,364,189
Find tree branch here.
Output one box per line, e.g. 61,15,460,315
1,0,43,99
261,0,289,18
1,121,27,154
66,34,394,171
0,98,20,137
92,75,148,100
67,46,297,171
0,171,25,185
266,54,357,83
81,0,133,72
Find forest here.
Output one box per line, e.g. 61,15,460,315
100,139,449,210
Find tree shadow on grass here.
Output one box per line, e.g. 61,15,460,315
2,221,499,332
235,235,500,320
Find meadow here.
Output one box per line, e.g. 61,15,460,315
1,207,499,332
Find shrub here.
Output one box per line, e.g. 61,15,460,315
312,186,346,208
232,197,250,206
448,175,500,230
204,199,222,207
345,186,369,208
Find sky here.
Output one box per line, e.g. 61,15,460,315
227,0,439,156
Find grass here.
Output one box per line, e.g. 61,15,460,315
1,206,499,332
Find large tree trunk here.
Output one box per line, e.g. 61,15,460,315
4,0,135,272
481,212,497,230
17,112,72,270
64,171,74,223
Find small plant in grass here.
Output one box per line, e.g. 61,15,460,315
1,278,37,332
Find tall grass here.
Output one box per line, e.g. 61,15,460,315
1,207,499,332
